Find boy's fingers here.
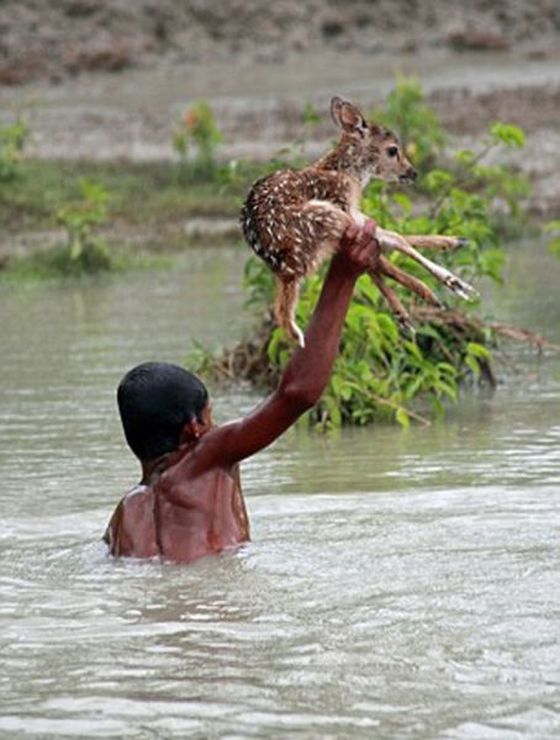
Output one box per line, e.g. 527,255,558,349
363,219,377,236
359,221,381,267
344,224,360,243
369,244,381,270
358,219,377,244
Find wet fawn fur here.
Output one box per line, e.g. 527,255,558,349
241,97,476,346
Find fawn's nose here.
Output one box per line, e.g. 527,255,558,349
408,167,417,182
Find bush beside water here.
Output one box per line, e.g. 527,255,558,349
190,79,539,428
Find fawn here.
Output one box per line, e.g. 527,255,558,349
241,96,476,347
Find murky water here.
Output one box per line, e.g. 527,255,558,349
1,243,560,738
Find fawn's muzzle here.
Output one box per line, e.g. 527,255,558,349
400,168,417,183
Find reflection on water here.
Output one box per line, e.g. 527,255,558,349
1,243,560,737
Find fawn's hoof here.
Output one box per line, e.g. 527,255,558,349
289,322,306,348
445,276,478,301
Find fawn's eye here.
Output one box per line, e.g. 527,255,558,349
387,146,398,158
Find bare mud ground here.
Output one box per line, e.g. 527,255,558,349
1,0,559,85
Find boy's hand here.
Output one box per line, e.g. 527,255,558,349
336,219,381,277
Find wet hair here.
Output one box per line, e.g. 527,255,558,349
117,362,208,461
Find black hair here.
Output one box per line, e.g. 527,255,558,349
117,362,208,461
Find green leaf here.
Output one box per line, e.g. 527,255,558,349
267,327,285,363
340,385,353,402
454,149,476,166
392,191,412,214
466,342,492,360
480,248,506,283
465,356,480,376
489,122,526,148
423,169,454,192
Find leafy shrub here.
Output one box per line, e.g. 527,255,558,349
193,80,532,428
55,179,113,274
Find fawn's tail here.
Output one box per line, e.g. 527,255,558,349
274,278,305,348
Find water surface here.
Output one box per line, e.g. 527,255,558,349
1,243,559,737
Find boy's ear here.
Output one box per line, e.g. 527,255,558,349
179,417,204,444
330,96,368,138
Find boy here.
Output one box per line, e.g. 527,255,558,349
104,221,380,562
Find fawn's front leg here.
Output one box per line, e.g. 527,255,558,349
405,235,468,251
351,206,476,300
350,208,465,254
375,227,478,301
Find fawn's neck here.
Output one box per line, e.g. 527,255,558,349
314,136,374,188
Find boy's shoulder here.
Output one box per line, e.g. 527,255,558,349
103,483,157,557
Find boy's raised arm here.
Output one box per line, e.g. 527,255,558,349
196,221,380,469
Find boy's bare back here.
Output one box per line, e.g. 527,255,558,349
104,459,249,562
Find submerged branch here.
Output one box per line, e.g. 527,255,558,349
413,306,560,353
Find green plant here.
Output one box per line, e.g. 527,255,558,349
192,81,532,429
0,119,29,183
172,100,223,179
55,179,113,273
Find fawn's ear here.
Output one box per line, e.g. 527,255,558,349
330,97,368,137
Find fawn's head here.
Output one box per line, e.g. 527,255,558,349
330,96,417,186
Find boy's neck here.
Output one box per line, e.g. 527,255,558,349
139,432,212,485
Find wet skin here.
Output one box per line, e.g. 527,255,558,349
105,221,380,563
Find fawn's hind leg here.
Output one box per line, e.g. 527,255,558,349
370,272,414,335
274,278,305,348
377,256,443,308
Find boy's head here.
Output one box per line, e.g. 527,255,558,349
117,362,209,461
